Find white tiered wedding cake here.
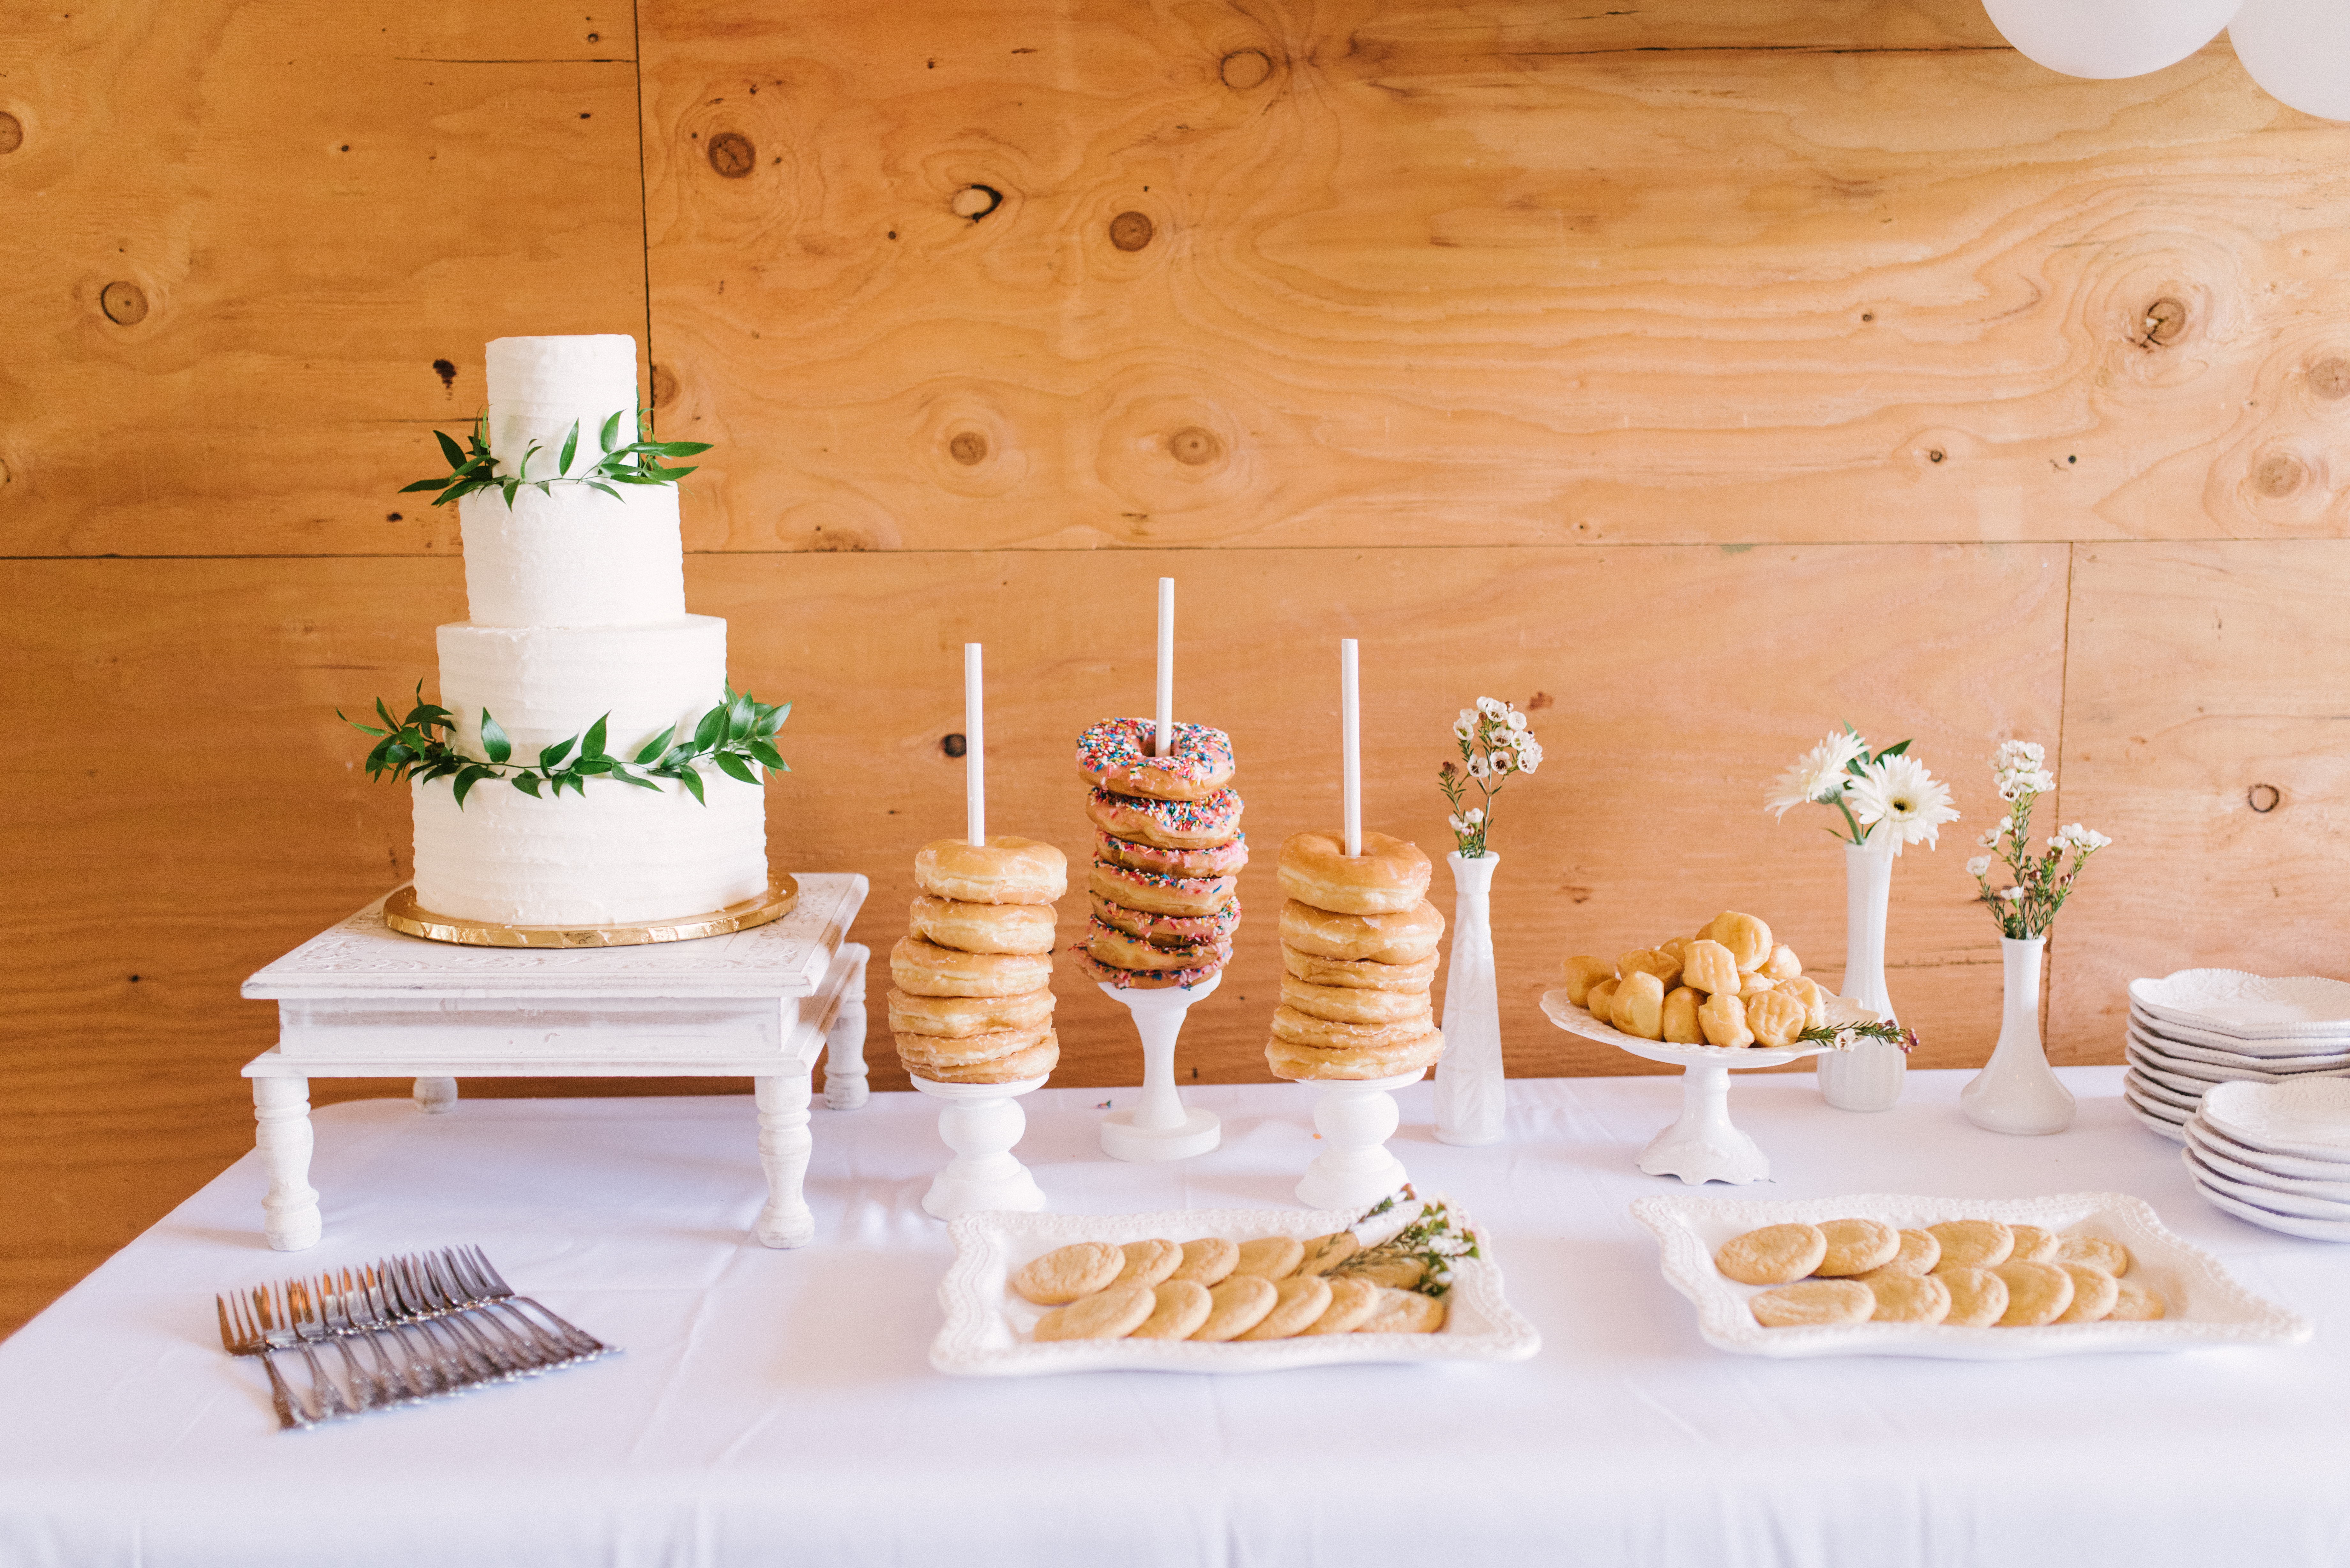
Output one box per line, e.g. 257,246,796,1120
408,335,769,926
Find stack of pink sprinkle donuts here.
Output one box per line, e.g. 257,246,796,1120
1072,717,1246,989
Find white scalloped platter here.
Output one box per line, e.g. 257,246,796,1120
929,1204,1541,1376
1630,1191,2309,1360
2199,1079,2350,1161
1537,990,1829,1069
2130,970,2350,1041
2127,1013,2350,1069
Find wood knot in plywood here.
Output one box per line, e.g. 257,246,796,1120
948,431,989,465
2309,357,2350,400
1168,426,1221,466
952,184,1004,220
2140,297,2186,348
1220,49,1273,90
2253,451,2306,497
1109,211,1154,252
0,112,22,154
650,362,679,411
707,131,756,178
2248,783,2282,814
99,282,148,325
942,734,968,758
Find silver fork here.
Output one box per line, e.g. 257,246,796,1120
216,1293,312,1430
317,1268,429,1403
288,1277,395,1410
451,1246,613,1359
256,1285,355,1419
415,1252,571,1372
360,1262,483,1391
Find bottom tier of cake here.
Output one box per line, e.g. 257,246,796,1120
410,771,769,926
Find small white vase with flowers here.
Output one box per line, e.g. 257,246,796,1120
1431,697,1542,1146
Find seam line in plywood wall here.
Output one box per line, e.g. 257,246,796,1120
2044,540,2080,1054
389,57,638,65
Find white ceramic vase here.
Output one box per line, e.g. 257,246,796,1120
1817,836,1907,1112
1960,935,2076,1135
1433,849,1505,1146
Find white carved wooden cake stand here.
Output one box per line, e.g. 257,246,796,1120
240,873,870,1251
1538,988,1828,1185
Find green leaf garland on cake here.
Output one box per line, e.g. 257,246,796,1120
341,684,788,807
400,408,713,509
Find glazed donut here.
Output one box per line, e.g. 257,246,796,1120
1277,899,1443,964
1279,945,1439,992
1271,1006,1441,1052
1085,920,1232,976
889,935,1053,998
906,1033,1061,1085
893,1023,1050,1069
1085,785,1243,852
1276,830,1430,916
1095,829,1248,880
908,895,1058,956
913,835,1068,905
1088,859,1237,919
1076,718,1236,802
1091,891,1238,948
886,986,1055,1038
1265,1029,1444,1082
1074,948,1224,991
1279,974,1432,1027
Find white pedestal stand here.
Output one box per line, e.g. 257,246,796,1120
910,1074,1050,1218
239,875,870,1251
1097,974,1222,1162
1294,1068,1424,1210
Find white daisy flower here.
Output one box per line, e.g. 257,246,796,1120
1764,729,1867,819
1846,753,1961,854
1967,856,1991,878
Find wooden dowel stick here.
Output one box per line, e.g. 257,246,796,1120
965,642,986,847
1155,577,1175,759
1341,638,1361,858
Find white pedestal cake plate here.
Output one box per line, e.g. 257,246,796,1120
909,1074,1050,1219
1540,988,1829,1185
240,874,870,1251
1294,1068,1426,1210
1096,973,1222,1162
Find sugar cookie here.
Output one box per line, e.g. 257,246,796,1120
1301,1276,1383,1335
1115,1238,1183,1289
1751,1279,1874,1327
1232,1236,1305,1280
1013,1241,1125,1305
1715,1223,1828,1285
1129,1280,1213,1340
1170,1236,1239,1286
1191,1276,1278,1340
2053,1262,2120,1324
1356,1286,1446,1334
1294,1232,1361,1277
2055,1235,2132,1277
2107,1279,2167,1321
1033,1281,1155,1341
1990,1260,2074,1326
1341,1257,1425,1290
1866,1271,1952,1325
2006,1224,2061,1264
1938,1267,2010,1327
1237,1275,1334,1340
1857,1228,1941,1279
1815,1218,1902,1277
1928,1219,2014,1271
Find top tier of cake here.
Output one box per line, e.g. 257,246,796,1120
458,334,686,630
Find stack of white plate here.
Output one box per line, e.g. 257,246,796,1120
2121,969,2350,1143
2182,1080,2350,1241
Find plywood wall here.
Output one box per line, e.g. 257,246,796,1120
5,0,2347,1334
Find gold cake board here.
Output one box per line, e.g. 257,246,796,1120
383,874,799,949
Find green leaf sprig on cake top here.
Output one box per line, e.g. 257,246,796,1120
340,684,789,808
399,409,713,509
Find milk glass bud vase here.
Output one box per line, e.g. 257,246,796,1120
1960,936,2074,1135
1433,850,1504,1146
1817,837,1906,1112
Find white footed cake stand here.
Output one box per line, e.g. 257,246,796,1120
1539,989,1829,1186
1294,1067,1426,1210
911,1073,1049,1219
1097,973,1223,1161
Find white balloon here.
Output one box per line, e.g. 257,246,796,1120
2232,0,2350,119
1982,0,2243,79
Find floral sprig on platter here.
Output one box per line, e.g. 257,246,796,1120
399,409,712,509
1438,697,1543,857
1765,724,1959,855
1798,1019,1919,1055
341,684,788,808
1343,1187,1481,1300
1967,739,2110,939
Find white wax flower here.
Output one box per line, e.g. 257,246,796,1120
1967,856,1992,878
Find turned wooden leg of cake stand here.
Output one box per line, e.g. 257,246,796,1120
1294,1069,1424,1212
413,1076,459,1114
253,1075,322,1251
823,942,871,1112
754,1072,817,1248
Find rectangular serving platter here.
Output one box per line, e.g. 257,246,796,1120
930,1202,1540,1376
1630,1190,2310,1361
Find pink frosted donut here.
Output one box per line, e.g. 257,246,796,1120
1087,858,1237,918
1090,891,1240,947
1076,718,1236,803
1095,828,1249,879
1073,945,1225,991
1086,785,1243,851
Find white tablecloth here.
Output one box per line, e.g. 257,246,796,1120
2,1068,2344,1567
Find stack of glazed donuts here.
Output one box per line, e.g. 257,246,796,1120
1071,718,1245,989
1266,830,1448,1080
890,836,1068,1083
